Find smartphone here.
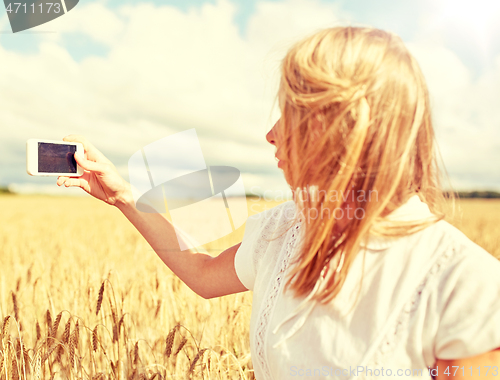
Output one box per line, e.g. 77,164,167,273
26,138,84,176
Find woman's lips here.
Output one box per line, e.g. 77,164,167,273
275,154,285,168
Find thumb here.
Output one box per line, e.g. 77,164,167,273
75,152,106,173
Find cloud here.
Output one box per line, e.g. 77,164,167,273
0,0,498,196
46,2,125,46
407,43,500,190
0,0,350,195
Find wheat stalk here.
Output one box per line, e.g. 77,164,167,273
92,325,98,352
42,343,58,362
55,318,70,362
110,360,117,377
1,316,11,340
108,299,120,344
133,341,139,365
11,355,19,380
26,265,32,284
118,314,125,336
165,325,177,358
154,300,161,319
188,348,207,375
62,319,71,344
67,319,80,368
46,310,52,337
35,321,41,342
96,282,105,316
52,312,62,338
173,337,187,356
12,293,19,323
130,368,137,380
33,351,41,380
18,341,30,370
73,320,80,350
69,333,76,367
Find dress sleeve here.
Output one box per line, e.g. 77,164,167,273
234,212,265,291
434,241,500,359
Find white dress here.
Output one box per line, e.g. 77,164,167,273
234,195,500,379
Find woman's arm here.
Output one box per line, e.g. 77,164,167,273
115,190,248,299
58,135,248,299
434,348,500,380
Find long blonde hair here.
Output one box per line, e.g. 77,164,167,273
272,26,455,305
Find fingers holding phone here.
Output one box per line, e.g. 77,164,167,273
25,136,130,206
57,138,130,205
62,135,113,166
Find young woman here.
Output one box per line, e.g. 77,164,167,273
58,27,500,378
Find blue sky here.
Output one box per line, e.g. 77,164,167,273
1,0,499,196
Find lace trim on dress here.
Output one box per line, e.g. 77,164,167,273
255,217,302,380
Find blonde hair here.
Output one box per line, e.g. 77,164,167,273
272,26,455,306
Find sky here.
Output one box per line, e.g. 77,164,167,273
1,0,499,198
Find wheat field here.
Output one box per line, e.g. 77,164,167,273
0,194,499,380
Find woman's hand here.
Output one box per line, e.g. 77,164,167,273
57,135,131,206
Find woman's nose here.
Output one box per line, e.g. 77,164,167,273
266,120,279,146
266,130,275,146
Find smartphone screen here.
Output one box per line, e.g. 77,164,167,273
38,142,78,173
